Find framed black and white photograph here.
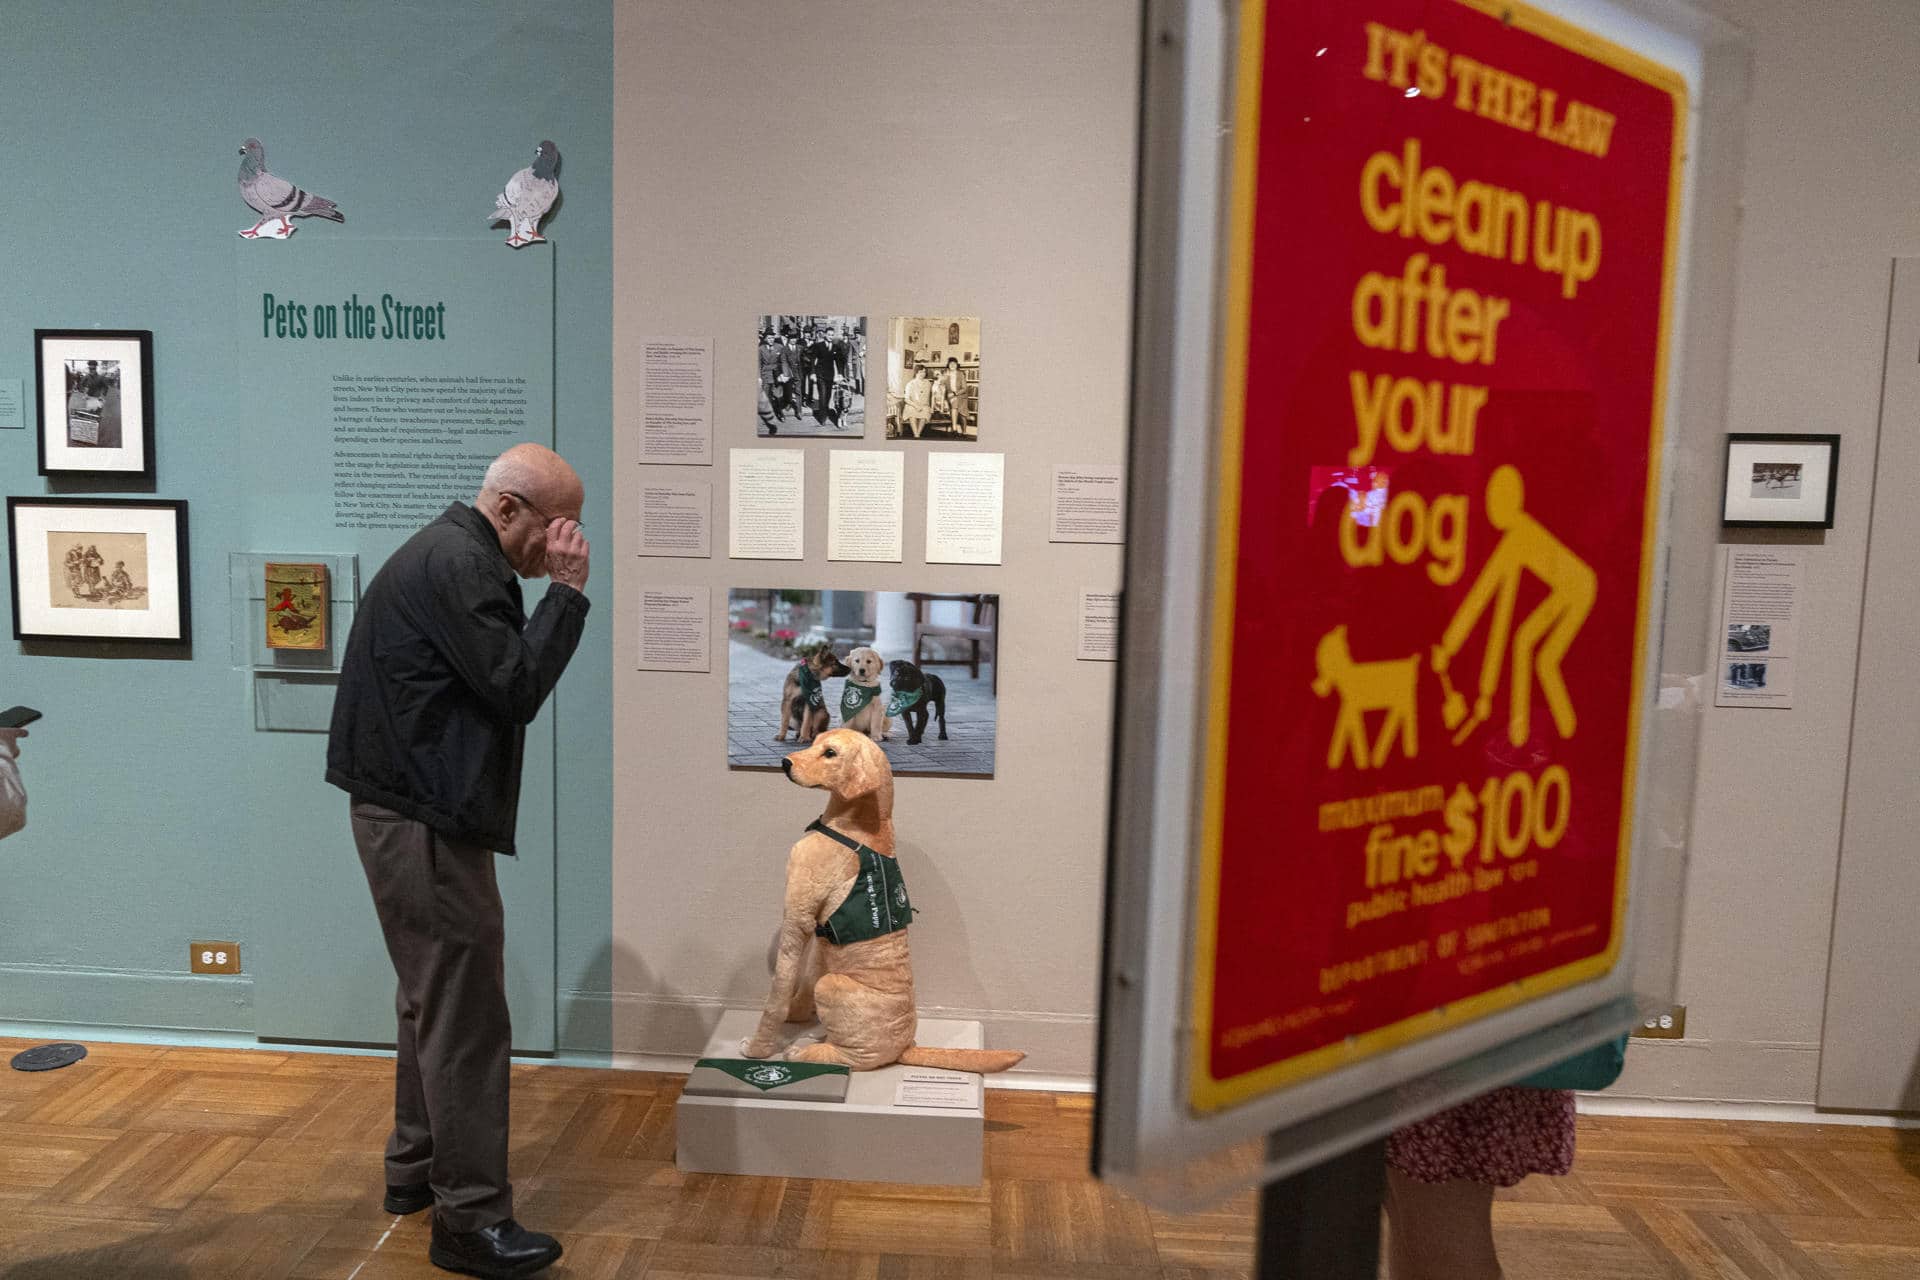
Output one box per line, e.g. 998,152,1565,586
35,329,155,478
1721,433,1838,528
8,498,189,644
756,315,866,438
885,315,980,441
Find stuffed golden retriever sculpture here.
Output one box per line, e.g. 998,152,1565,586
740,729,1025,1073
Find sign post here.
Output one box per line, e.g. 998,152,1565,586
1097,0,1740,1219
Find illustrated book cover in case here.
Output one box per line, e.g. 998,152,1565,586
264,561,328,650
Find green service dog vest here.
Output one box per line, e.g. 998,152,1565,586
808,820,916,944
840,682,882,721
794,665,825,709
885,686,925,717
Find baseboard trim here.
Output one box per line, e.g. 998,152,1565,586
0,962,252,1035
1578,1092,1920,1127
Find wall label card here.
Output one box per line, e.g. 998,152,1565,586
828,450,903,562
1051,464,1125,543
639,337,713,465
894,1068,982,1110
1187,1,1687,1112
639,477,711,558
1078,590,1121,662
0,378,23,429
1715,547,1803,708
729,448,805,560
925,451,1005,565
638,586,711,672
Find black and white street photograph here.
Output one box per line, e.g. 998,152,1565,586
1750,461,1803,499
34,328,155,478
886,316,980,441
1726,661,1768,690
756,314,866,437
1726,623,1771,654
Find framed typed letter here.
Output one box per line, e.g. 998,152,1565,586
1721,434,1838,528
8,498,190,644
35,329,156,478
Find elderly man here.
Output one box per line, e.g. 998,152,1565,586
0,724,27,841
327,442,590,1279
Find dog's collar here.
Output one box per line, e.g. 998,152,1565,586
886,686,925,716
795,664,825,707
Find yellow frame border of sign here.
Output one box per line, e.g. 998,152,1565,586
1187,0,1691,1115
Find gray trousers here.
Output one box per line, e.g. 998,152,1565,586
350,800,513,1232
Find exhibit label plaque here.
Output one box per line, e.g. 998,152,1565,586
1189,0,1685,1112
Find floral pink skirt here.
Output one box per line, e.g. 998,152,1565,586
1386,1087,1576,1186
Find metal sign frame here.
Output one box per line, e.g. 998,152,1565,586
1096,0,1752,1204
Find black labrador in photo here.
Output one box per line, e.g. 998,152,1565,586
886,659,948,745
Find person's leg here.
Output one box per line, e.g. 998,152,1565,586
1383,1169,1502,1280
352,803,438,1193
412,830,513,1232
388,982,433,1186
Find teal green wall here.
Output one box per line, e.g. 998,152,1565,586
0,2,614,1054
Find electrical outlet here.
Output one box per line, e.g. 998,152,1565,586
1633,1004,1686,1039
190,941,242,975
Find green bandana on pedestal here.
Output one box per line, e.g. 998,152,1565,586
795,665,825,709
692,1058,850,1091
885,686,925,717
840,681,882,721
808,819,916,944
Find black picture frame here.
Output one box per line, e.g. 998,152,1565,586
7,496,191,645
34,328,156,480
1720,433,1840,529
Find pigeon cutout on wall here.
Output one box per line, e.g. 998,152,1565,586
489,141,560,249
237,138,344,241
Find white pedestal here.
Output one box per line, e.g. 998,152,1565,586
674,1009,985,1185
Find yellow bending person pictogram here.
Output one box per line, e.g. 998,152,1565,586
1432,465,1596,747
1312,625,1419,769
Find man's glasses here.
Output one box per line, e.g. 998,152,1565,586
506,491,580,531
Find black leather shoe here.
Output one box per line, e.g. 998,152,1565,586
383,1181,433,1215
429,1217,563,1278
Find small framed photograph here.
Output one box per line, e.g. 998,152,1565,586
35,329,155,478
1721,433,1838,528
8,497,190,644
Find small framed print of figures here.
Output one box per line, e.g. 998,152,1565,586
7,498,190,645
264,561,328,650
35,329,156,479
1721,433,1840,529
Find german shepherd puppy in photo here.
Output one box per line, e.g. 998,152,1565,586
886,659,948,745
777,647,851,743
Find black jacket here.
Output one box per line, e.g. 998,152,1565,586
326,502,589,853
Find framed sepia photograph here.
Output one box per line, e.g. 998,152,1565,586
885,316,979,442
1721,433,1838,528
35,329,156,478
8,497,190,644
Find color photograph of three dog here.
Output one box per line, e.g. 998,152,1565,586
727,589,999,779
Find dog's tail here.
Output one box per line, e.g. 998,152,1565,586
897,1046,1026,1073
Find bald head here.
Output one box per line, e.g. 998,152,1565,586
475,443,585,578
479,443,582,512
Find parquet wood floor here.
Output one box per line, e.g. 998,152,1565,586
0,1037,1916,1278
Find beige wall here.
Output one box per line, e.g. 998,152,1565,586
1612,0,1920,1106
609,1,1136,1076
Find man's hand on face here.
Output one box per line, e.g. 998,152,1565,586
545,519,590,592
